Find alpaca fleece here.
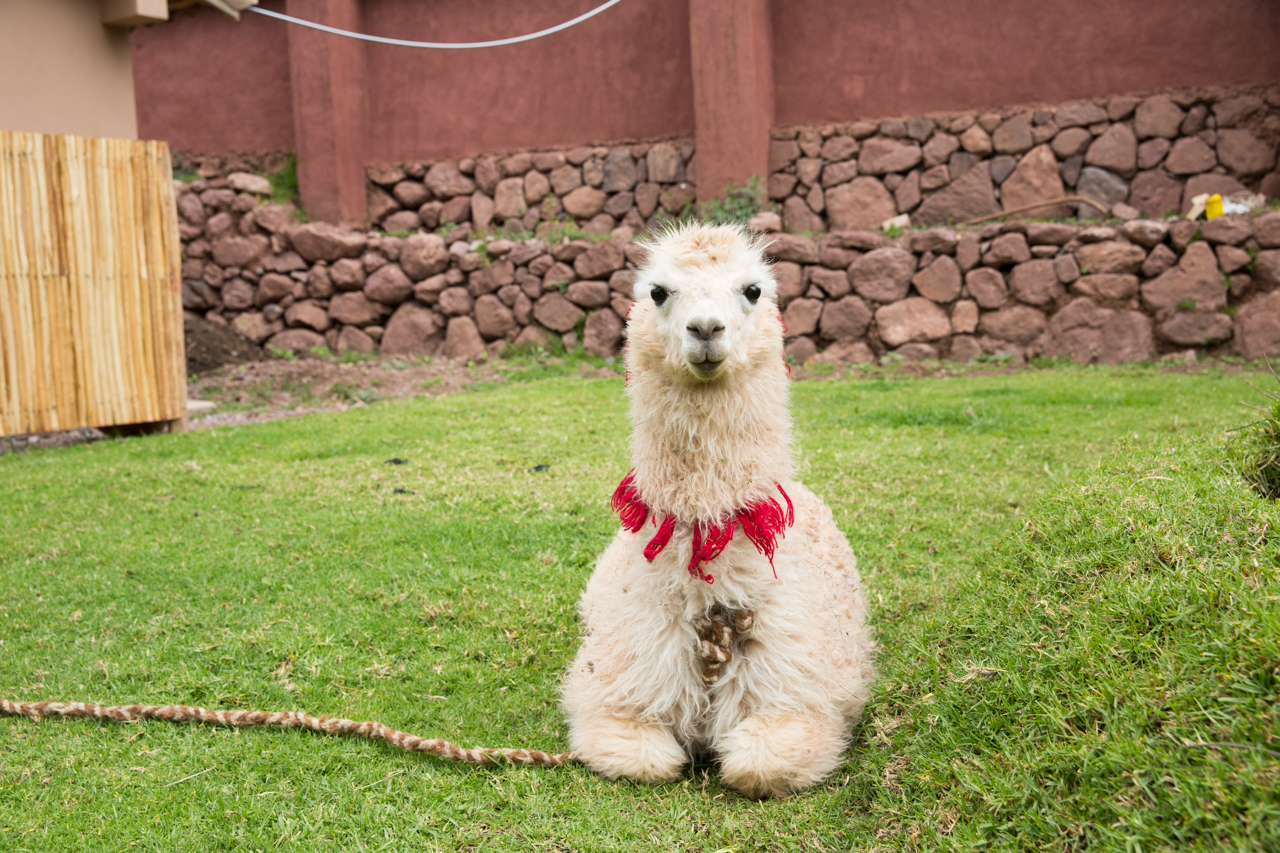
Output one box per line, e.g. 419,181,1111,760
562,223,876,799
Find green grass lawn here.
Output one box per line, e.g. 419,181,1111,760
1,365,1276,851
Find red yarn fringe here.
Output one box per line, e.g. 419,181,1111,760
610,470,648,533
777,307,793,377
688,518,736,584
780,483,795,525
613,474,796,584
736,485,795,578
644,514,676,562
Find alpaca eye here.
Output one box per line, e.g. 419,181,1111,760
651,285,668,306
744,284,761,304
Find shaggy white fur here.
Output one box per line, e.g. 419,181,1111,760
561,223,875,798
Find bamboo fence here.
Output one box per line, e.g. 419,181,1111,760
0,131,186,437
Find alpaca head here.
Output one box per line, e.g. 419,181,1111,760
628,223,781,383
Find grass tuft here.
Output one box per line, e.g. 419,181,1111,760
697,177,768,226
1238,363,1280,501
267,155,302,217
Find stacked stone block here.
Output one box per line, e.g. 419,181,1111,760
178,186,643,361
364,140,697,240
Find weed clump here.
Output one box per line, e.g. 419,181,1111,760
1238,362,1280,500
267,155,303,219
698,177,768,226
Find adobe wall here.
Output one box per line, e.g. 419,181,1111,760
131,0,693,161
176,84,1280,370
132,0,1280,164
360,0,694,163
771,0,1280,127
0,0,138,139
131,0,294,153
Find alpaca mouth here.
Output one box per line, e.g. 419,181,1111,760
688,357,724,376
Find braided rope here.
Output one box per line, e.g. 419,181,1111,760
694,605,753,686
0,699,576,768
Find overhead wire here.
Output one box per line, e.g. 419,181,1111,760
245,0,624,50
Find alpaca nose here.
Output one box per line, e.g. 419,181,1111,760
686,317,725,342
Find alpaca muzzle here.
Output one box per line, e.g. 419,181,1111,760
683,311,728,373
683,331,728,374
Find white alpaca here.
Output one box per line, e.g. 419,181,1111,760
561,222,875,798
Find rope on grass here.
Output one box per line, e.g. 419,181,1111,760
0,699,577,768
960,196,1110,226
1181,741,1280,760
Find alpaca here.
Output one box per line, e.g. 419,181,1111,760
561,222,875,798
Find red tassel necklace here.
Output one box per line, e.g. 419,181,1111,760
610,470,795,584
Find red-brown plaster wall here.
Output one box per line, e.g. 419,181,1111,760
132,0,692,159
772,0,1280,126
132,0,1280,179
360,0,693,162
286,0,369,224
689,0,773,201
132,0,295,152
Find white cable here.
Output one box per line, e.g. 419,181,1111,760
246,0,624,50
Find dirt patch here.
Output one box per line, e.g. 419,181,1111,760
0,348,1254,456
185,350,1246,429
185,316,264,375
186,352,621,430
0,427,107,456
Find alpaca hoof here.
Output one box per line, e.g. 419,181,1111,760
570,714,687,784
716,714,846,799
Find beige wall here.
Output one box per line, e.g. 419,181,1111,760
0,0,137,139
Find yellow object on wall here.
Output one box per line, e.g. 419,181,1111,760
1204,194,1224,220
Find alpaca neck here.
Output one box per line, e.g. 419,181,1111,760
628,360,792,523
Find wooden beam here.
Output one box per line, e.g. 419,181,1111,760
102,0,169,27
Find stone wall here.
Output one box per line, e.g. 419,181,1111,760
768,84,1280,233
177,83,1280,368
765,214,1280,365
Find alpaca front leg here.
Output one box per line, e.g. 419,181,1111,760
568,708,687,784
715,711,848,799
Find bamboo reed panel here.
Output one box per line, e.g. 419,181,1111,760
0,131,185,437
